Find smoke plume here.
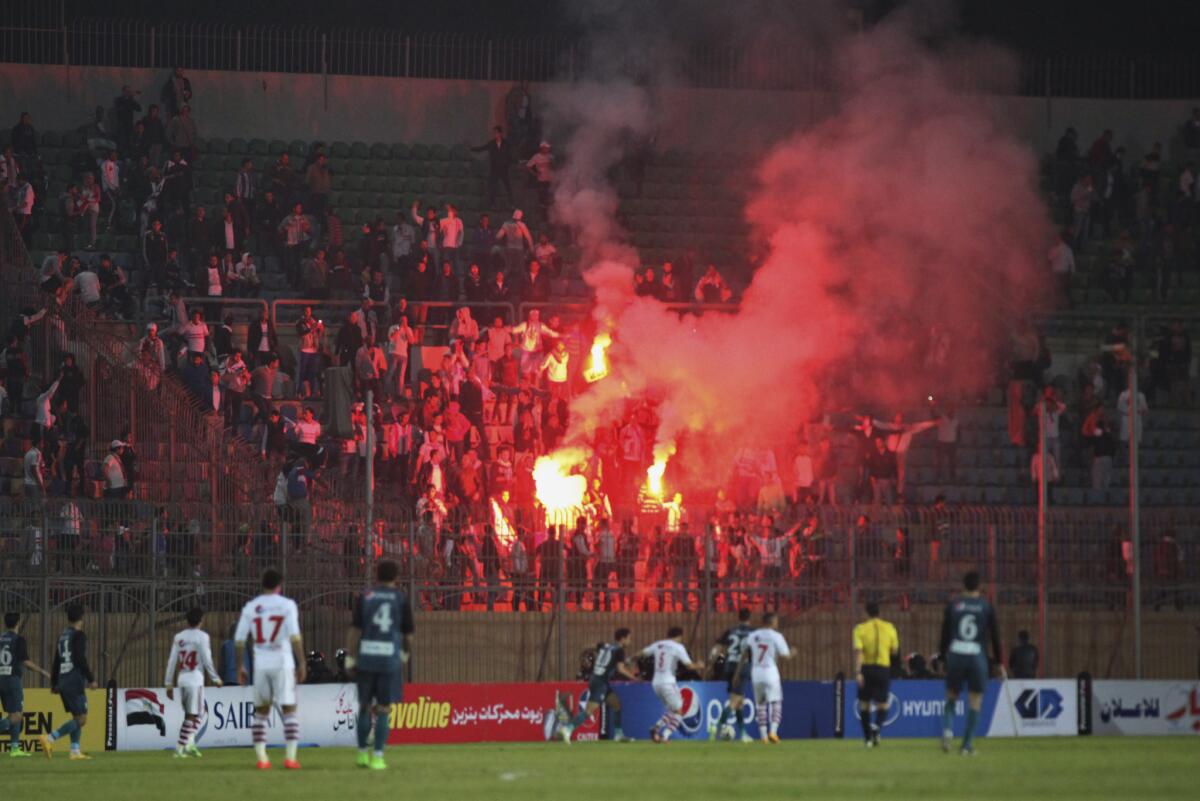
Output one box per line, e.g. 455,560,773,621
546,6,1053,489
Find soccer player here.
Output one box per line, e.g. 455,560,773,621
746,612,792,743
235,568,307,770
853,600,899,748
1,613,51,757
939,570,1004,755
344,559,414,770
559,627,637,743
709,608,755,742
40,603,98,760
641,626,704,743
164,606,223,758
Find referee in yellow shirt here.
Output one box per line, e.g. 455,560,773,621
852,601,899,748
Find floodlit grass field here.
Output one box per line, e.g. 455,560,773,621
5,738,1191,800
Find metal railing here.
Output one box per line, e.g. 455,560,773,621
1,501,1195,685
2,12,1200,97
0,210,279,505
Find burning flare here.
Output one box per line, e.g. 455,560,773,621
533,453,587,512
583,332,612,383
644,441,676,498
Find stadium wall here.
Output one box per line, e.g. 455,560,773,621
2,63,1197,158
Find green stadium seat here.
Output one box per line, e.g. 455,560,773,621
344,175,365,191
387,160,408,176
362,175,386,192
448,161,469,178
207,138,229,154
228,138,247,154
288,140,308,157
268,139,288,155
248,139,268,155
410,143,430,160
429,144,450,161
40,130,62,147
390,143,411,159
63,131,84,149
428,162,447,178
340,191,360,208
330,141,351,158
370,143,390,159
351,142,370,158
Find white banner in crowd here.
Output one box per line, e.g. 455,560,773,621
985,680,1078,737
116,685,361,750
1092,681,1200,736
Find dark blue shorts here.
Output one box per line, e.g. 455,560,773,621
59,685,88,716
945,653,988,695
357,670,402,707
586,677,611,704
0,679,24,713
724,666,752,699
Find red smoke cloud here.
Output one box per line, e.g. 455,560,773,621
555,19,1054,489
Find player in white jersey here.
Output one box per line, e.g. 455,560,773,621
165,606,222,758
744,613,792,743
234,569,306,770
640,626,704,742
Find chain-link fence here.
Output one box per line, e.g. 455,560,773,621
3,501,1195,686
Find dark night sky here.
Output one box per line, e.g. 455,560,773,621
28,0,1200,54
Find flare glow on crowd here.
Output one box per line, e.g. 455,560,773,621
524,11,1051,529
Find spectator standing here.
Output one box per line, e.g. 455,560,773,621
495,210,533,276
160,68,192,118
1008,631,1039,679
526,141,554,214
278,203,312,286
934,404,959,482
166,104,198,164
1116,385,1147,445
389,211,416,275
304,153,332,216
472,126,513,208
438,204,465,276
102,441,131,499
22,434,46,501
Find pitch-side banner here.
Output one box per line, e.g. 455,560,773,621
112,685,361,750
388,683,601,744
612,681,836,741
1092,681,1200,736
842,680,1077,739
0,689,107,755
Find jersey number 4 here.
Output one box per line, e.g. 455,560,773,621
372,604,393,632
253,615,285,644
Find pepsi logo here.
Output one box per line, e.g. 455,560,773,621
678,687,704,734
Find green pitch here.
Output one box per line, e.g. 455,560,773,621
3,739,1191,800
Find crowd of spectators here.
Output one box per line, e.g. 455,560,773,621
1,83,1197,606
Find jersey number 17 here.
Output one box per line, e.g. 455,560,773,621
253,616,285,644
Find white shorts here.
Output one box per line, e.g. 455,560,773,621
653,682,683,713
252,667,297,709
178,684,205,717
753,678,783,705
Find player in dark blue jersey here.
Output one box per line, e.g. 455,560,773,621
939,571,1004,755
1,612,51,757
710,608,755,742
345,559,414,771
559,628,636,743
41,603,97,760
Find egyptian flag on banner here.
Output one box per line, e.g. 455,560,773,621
125,689,167,736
